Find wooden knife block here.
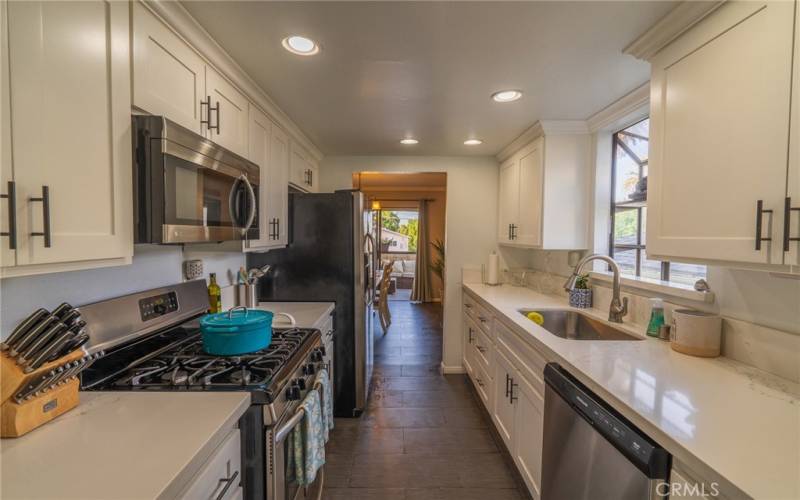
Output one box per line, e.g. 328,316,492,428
0,350,83,438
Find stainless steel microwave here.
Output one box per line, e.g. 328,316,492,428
133,116,259,244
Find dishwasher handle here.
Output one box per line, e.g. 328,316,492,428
544,363,670,480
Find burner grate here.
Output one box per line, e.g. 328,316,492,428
109,328,313,389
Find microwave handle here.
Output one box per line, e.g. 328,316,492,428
241,175,257,234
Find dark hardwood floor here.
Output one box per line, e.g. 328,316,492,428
324,301,526,500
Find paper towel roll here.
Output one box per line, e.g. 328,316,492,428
487,252,500,285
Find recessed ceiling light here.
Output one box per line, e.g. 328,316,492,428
400,138,419,145
282,35,320,56
464,139,483,146
491,90,523,103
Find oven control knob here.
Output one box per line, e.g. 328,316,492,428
318,346,326,357
286,384,301,401
311,350,324,362
304,363,316,375
295,378,307,391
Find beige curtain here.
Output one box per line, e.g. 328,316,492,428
411,200,433,302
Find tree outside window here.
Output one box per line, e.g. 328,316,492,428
380,210,419,253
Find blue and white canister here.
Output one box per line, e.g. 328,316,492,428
569,289,593,309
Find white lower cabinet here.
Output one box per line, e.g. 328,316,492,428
464,292,546,500
513,373,544,499
492,349,516,449
179,429,242,500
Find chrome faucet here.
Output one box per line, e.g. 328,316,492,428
564,254,628,323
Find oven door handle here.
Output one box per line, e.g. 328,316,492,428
275,406,306,444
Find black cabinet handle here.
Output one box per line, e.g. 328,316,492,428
200,96,211,129
0,181,17,250
29,186,51,248
509,377,518,403
505,373,511,398
783,197,800,252
755,200,773,250
211,101,220,134
309,169,313,186
507,223,511,240
511,224,517,240
276,218,280,240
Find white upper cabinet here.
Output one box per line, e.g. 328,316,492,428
205,67,249,158
290,143,319,193
132,2,206,134
647,0,797,268
2,0,132,276
497,123,590,249
245,107,289,252
269,126,290,245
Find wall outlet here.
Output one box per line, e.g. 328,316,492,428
183,259,204,280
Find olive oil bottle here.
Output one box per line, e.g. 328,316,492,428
208,273,222,313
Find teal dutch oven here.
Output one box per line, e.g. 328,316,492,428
199,307,295,355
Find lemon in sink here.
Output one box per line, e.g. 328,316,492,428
526,311,544,325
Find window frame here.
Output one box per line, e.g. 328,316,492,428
608,118,671,281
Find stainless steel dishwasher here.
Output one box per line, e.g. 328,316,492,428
542,363,670,500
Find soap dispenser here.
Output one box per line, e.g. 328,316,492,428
646,298,665,338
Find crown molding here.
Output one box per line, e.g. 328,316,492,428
623,1,725,61
496,120,589,163
586,83,650,132
141,0,324,162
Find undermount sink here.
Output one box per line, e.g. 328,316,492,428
519,309,643,341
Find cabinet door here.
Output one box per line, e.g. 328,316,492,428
647,1,795,265
8,0,132,266
787,2,800,267
206,67,249,158
0,0,14,268
492,349,516,449
290,144,313,191
270,125,290,246
516,140,544,247
132,2,206,134
498,158,519,242
244,106,272,251
513,374,544,499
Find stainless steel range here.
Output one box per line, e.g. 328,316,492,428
78,280,327,500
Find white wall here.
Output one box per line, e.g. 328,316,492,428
320,155,499,370
0,245,245,337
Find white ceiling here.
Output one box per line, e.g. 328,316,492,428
182,1,675,156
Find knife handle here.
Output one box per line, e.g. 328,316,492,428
17,323,67,366
27,330,75,371
1,308,49,352
51,302,73,319
9,315,57,357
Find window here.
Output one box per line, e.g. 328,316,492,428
610,118,706,286
379,209,418,254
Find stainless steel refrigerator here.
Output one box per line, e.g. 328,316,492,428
248,190,376,417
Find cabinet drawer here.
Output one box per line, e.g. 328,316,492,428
495,319,547,394
179,429,242,500
463,294,492,334
470,357,492,410
473,326,493,375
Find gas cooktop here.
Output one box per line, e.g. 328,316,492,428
82,325,322,403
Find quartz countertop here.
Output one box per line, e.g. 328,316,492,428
256,302,334,330
463,283,800,500
0,392,250,499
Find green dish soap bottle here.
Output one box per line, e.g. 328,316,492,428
646,298,665,337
